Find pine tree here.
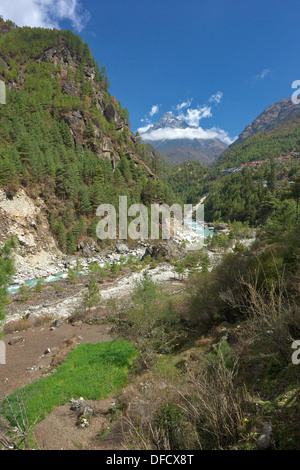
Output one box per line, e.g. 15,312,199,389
56,220,67,250
79,187,91,214
0,237,16,328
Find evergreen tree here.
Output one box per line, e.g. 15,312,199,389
0,237,16,328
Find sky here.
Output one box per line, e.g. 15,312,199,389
1,0,300,144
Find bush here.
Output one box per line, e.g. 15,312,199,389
119,273,181,371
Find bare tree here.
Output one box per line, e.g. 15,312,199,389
0,389,40,449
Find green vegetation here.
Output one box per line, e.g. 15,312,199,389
18,284,32,303
164,161,208,205
0,237,16,330
118,273,182,371
217,121,300,169
0,20,174,254
116,224,300,450
1,340,137,427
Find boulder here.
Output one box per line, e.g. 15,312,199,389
257,423,273,449
52,319,64,328
77,404,93,428
81,405,93,420
82,247,92,259
142,239,186,262
116,243,129,254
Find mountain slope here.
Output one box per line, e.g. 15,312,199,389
140,112,227,166
0,19,173,257
215,99,300,169
205,99,300,225
232,97,300,147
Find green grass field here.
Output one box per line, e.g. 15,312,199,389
1,340,137,426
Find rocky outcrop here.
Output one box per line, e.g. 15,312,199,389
39,42,156,178
142,239,186,262
0,188,63,275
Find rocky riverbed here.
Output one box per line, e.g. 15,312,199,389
6,197,256,326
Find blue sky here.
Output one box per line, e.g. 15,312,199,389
1,0,300,143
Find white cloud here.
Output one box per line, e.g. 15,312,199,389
138,91,235,144
137,124,153,134
178,106,212,127
0,0,90,32
249,68,273,85
142,126,236,145
209,91,223,104
149,104,160,117
257,69,271,80
175,99,193,111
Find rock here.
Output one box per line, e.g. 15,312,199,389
78,418,90,428
44,348,51,355
116,243,129,254
82,247,92,259
214,223,229,232
257,423,273,449
52,319,64,328
77,405,93,428
81,405,93,420
8,336,25,346
70,397,85,411
142,239,186,262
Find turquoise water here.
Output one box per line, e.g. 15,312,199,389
7,272,67,295
184,219,214,237
7,261,109,295
8,223,213,295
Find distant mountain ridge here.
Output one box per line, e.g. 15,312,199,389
231,98,300,147
140,112,228,166
149,112,190,131
215,97,300,169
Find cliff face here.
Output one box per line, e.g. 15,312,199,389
40,44,123,160
0,188,62,277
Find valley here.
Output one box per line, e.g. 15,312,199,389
0,15,299,452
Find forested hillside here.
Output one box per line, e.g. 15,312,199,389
205,114,300,231
216,116,300,169
163,109,300,239
0,18,174,254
